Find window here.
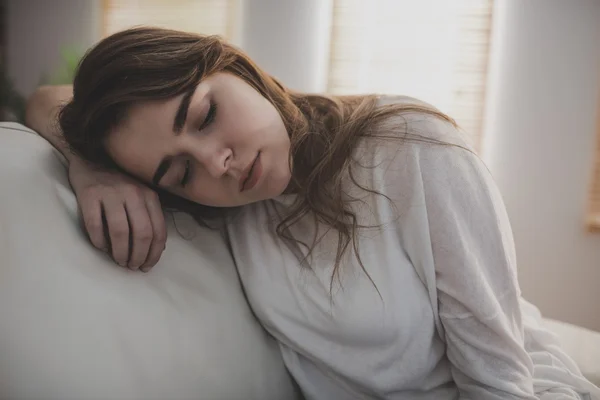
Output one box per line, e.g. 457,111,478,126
327,0,494,151
102,0,239,39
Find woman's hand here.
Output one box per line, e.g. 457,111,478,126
68,158,167,272
24,85,166,271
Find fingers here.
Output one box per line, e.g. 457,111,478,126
80,197,108,252
140,191,167,272
75,174,165,272
124,193,154,271
102,198,130,268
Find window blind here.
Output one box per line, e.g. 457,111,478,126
327,0,493,151
102,0,239,40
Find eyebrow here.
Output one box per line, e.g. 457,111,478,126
151,87,196,186
173,86,196,134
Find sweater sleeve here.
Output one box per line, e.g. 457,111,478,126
414,120,539,399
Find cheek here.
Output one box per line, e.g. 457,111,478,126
228,100,283,138
184,179,235,207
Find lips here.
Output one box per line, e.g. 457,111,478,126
239,152,261,192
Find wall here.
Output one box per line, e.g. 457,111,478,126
483,0,600,331
6,0,101,97
238,0,332,92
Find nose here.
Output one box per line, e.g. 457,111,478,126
203,147,233,178
181,135,233,179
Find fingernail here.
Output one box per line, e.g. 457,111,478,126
140,266,151,273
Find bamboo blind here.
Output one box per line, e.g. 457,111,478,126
327,0,494,152
103,0,238,40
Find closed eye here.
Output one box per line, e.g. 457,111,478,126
180,159,191,188
199,101,217,131
179,102,216,188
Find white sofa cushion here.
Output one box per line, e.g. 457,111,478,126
0,123,300,400
543,318,600,386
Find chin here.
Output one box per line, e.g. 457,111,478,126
258,152,290,198
274,170,292,196
256,173,288,202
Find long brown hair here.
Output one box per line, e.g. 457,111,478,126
58,26,455,290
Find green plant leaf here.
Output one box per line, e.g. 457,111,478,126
47,45,84,85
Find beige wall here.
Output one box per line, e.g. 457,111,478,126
483,0,600,331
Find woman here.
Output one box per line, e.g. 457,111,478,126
26,27,599,399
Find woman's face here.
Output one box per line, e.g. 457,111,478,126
105,72,292,207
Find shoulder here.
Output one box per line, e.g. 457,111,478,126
374,94,473,149
355,95,479,174
353,95,490,203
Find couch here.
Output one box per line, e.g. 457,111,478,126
0,122,598,398
0,122,301,399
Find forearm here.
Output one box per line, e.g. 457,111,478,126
24,85,78,164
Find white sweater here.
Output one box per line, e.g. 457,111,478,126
227,96,600,400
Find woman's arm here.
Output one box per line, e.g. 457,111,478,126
24,85,168,272
411,119,596,399
420,140,536,399
25,85,78,164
